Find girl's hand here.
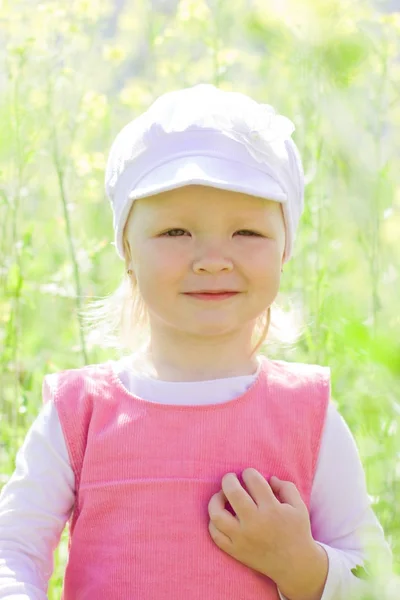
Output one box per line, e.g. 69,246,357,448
207,468,318,585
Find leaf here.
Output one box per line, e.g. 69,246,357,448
351,562,371,580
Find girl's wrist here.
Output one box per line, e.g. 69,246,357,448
272,541,329,600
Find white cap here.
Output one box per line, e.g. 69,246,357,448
105,83,305,264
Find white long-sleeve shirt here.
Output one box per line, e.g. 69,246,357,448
0,354,393,599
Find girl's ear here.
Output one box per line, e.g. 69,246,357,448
126,267,137,284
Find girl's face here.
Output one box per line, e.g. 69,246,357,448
124,184,285,345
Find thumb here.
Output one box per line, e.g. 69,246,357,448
269,476,305,509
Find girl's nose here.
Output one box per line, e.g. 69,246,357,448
192,247,234,273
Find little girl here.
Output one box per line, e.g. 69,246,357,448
0,84,393,600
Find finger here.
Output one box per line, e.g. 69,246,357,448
269,476,305,510
208,520,233,552
241,468,279,508
208,490,239,533
221,472,257,520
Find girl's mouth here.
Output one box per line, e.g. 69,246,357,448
184,292,239,301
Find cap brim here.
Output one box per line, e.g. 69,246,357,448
127,154,287,203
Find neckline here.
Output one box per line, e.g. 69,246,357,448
105,354,271,412
119,352,263,383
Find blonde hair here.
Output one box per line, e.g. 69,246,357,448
80,233,305,360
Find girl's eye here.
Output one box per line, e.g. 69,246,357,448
161,229,261,237
162,228,187,237
236,230,261,236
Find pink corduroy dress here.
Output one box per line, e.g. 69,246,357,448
42,355,330,600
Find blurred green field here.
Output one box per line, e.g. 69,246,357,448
1,0,399,598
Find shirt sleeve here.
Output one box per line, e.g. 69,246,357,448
0,400,75,599
277,402,393,600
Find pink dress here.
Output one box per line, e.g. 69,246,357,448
42,355,330,600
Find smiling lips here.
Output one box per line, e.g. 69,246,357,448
185,290,240,294
184,291,239,300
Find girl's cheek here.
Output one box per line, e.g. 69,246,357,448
150,248,189,277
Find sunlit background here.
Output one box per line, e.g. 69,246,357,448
1,0,399,596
